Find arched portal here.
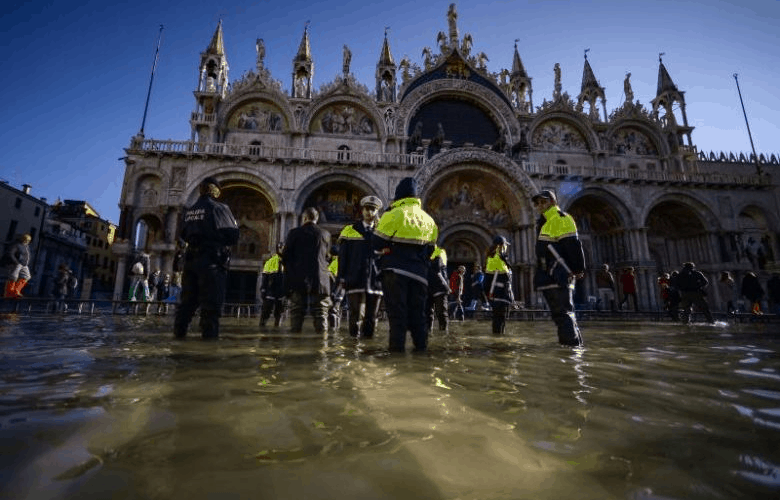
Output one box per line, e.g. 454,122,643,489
646,201,709,271
568,195,628,307
302,181,374,237
133,215,162,253
425,170,519,231
568,195,628,266
737,206,776,269
219,184,276,303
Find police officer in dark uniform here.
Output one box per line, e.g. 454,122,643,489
532,190,585,346
337,195,384,338
174,176,239,339
373,177,438,352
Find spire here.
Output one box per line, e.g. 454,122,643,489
511,42,527,78
376,27,396,102
576,50,606,121
206,20,225,56
656,56,678,96
295,22,312,62
379,29,394,66
581,57,599,92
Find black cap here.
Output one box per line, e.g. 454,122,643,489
202,176,221,189
394,177,418,200
493,235,510,246
531,190,556,203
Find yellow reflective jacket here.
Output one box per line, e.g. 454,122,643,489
534,205,585,290
373,197,438,283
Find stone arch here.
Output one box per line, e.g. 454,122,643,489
295,172,386,235
642,191,721,233
219,184,276,261
439,221,494,268
607,121,665,157
305,95,385,139
733,201,780,233
416,148,538,226
223,97,289,134
132,213,163,253
185,168,281,212
395,80,519,147
734,204,779,269
644,193,721,269
528,112,596,152
568,188,634,268
219,89,294,133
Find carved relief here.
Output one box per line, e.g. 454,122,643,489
135,176,162,207
171,167,187,190
228,101,285,132
613,127,657,155
312,104,376,136
532,120,588,151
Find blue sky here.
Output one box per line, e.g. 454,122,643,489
2,0,778,224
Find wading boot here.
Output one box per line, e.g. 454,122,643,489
12,279,28,298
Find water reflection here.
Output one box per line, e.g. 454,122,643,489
0,316,778,499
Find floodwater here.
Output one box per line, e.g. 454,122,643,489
1,314,778,500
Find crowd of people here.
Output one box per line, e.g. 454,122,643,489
6,176,777,348
251,181,587,350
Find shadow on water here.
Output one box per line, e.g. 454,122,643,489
1,315,779,499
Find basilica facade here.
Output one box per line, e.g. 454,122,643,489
113,6,779,311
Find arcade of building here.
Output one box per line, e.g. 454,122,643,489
112,5,779,311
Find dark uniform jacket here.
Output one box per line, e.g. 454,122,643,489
533,205,585,290
282,222,331,295
338,221,382,295
180,194,240,261
677,268,708,292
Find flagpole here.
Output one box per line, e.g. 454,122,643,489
733,73,762,176
139,25,164,137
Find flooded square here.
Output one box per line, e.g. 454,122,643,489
1,314,778,499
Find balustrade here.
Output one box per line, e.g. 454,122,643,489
131,139,766,185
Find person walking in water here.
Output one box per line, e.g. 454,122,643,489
485,235,513,335
373,177,438,352
618,267,639,311
3,233,33,298
337,195,384,338
531,190,585,346
426,244,450,333
283,207,332,334
676,262,714,324
259,243,286,328
174,177,240,340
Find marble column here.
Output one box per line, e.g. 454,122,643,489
113,256,127,301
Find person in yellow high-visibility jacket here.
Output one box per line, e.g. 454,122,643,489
426,245,450,333
372,177,438,352
485,235,513,334
259,243,285,327
532,190,585,346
